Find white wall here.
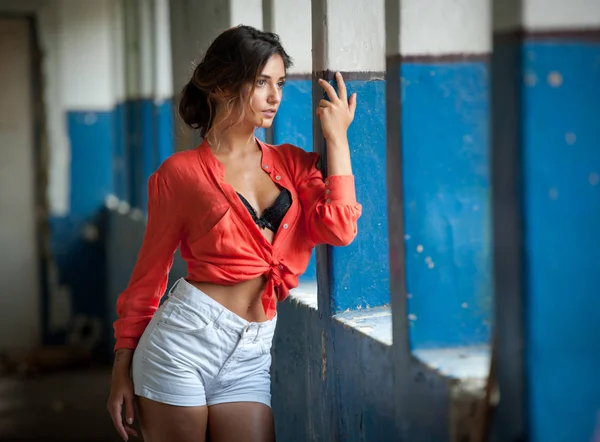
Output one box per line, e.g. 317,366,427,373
59,0,116,110
401,0,492,56
0,0,119,216
154,0,173,102
231,0,263,30
265,0,311,75
495,0,600,31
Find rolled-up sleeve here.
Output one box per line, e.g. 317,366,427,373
113,169,182,350
295,151,362,246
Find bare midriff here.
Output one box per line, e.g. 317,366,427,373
186,275,272,323
186,224,276,323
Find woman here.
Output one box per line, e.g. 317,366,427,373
107,25,361,442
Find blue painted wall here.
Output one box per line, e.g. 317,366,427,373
113,103,128,201
124,98,174,209
328,79,389,313
47,111,116,343
47,100,174,347
125,100,144,209
274,79,316,280
156,99,175,165
140,99,157,209
274,79,313,149
522,40,600,442
402,62,492,348
68,111,115,216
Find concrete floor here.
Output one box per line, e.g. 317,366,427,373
0,365,132,442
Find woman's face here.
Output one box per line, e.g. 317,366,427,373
244,54,286,129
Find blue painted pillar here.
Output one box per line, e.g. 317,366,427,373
312,0,388,313
399,0,493,349
493,3,600,441
263,0,316,280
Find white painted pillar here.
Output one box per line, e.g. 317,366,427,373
138,0,154,100
154,0,172,104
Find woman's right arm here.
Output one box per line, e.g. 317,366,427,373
108,168,183,440
113,169,183,351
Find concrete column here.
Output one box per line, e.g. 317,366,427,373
138,0,157,209
492,1,600,441
312,0,388,314
120,0,173,210
169,0,263,151
263,0,315,279
386,0,492,439
397,0,492,350
122,0,143,207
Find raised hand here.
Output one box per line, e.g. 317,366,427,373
316,72,357,143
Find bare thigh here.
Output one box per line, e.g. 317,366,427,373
207,402,275,442
137,396,208,442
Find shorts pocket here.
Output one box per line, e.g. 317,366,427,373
157,301,214,334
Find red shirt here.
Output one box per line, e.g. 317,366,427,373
113,139,362,350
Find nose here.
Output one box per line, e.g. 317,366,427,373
268,85,281,105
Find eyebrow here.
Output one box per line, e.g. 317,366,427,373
259,74,286,80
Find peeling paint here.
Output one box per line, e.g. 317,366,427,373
525,72,538,86
548,71,563,87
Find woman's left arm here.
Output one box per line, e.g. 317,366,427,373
295,72,362,246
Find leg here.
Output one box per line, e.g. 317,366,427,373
137,396,208,442
207,402,275,442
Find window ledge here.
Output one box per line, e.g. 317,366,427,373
413,346,491,381
333,306,393,346
288,284,393,346
289,283,319,309
287,286,490,384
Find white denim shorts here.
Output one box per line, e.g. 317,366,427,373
131,278,277,408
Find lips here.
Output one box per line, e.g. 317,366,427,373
262,109,277,118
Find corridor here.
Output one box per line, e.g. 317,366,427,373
0,0,598,441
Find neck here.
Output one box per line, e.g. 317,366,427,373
208,122,258,156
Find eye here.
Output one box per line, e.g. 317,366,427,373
257,79,267,87
278,81,286,88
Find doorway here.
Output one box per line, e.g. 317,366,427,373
0,17,42,353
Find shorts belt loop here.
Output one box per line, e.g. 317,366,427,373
167,278,183,298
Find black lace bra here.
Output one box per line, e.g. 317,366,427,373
237,189,292,233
